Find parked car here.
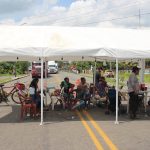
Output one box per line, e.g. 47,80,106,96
104,70,114,78
71,68,79,74
28,66,32,71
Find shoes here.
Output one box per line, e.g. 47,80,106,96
105,110,110,115
129,113,137,119
44,107,49,111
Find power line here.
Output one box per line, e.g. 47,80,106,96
25,0,149,24
51,11,150,26
51,0,148,24
42,0,150,26
75,12,150,26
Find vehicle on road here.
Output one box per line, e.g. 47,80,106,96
31,61,48,78
104,70,114,78
48,61,58,74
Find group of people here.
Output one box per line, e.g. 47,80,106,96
95,65,143,119
60,77,90,100
59,74,109,109
27,65,142,119
27,68,110,111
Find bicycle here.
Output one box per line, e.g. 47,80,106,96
0,83,28,104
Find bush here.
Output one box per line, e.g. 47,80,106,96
0,61,30,75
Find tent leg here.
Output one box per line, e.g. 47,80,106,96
45,59,48,106
115,58,119,125
40,57,44,126
139,59,145,83
93,58,96,86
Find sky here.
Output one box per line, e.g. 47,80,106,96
0,0,150,28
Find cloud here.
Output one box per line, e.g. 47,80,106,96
0,0,35,14
0,19,16,25
20,5,66,25
46,0,58,5
1,0,150,28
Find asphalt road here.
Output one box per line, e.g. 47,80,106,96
0,72,150,150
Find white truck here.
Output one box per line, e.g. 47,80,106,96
48,61,58,74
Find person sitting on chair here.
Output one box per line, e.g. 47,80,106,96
60,77,75,99
60,77,74,93
95,77,108,107
97,77,108,97
77,77,90,107
60,77,75,109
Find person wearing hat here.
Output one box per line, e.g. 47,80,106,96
127,66,141,119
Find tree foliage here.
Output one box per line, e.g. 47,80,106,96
68,61,140,71
0,61,30,74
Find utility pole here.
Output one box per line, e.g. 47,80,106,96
139,8,141,28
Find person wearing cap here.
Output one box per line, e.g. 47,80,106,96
127,66,140,119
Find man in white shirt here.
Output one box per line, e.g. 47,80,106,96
127,66,140,119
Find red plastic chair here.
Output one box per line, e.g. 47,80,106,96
18,92,37,120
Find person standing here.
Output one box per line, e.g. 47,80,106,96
127,66,140,119
29,78,41,109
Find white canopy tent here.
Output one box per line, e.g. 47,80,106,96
0,26,150,125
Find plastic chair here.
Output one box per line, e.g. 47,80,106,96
63,88,78,110
49,88,65,110
18,92,37,120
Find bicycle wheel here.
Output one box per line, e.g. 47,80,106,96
0,92,2,103
11,89,28,104
11,90,21,104
1,91,9,104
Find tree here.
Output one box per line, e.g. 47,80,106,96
0,61,30,75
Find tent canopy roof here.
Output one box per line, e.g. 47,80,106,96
0,26,150,61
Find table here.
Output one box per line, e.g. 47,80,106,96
119,89,150,115
139,90,150,116
119,90,129,113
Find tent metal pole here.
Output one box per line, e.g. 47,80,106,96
40,57,44,126
44,59,47,106
115,58,119,125
139,59,145,83
93,58,96,86
110,62,112,70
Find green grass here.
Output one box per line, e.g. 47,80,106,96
144,74,150,83
107,72,150,87
0,74,27,84
0,77,12,84
0,74,13,77
81,71,150,87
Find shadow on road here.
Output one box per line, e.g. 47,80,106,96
0,104,150,124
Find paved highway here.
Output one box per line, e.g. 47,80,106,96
0,72,150,150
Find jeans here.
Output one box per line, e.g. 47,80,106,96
30,94,41,109
129,92,139,116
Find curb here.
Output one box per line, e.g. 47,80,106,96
2,74,29,84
